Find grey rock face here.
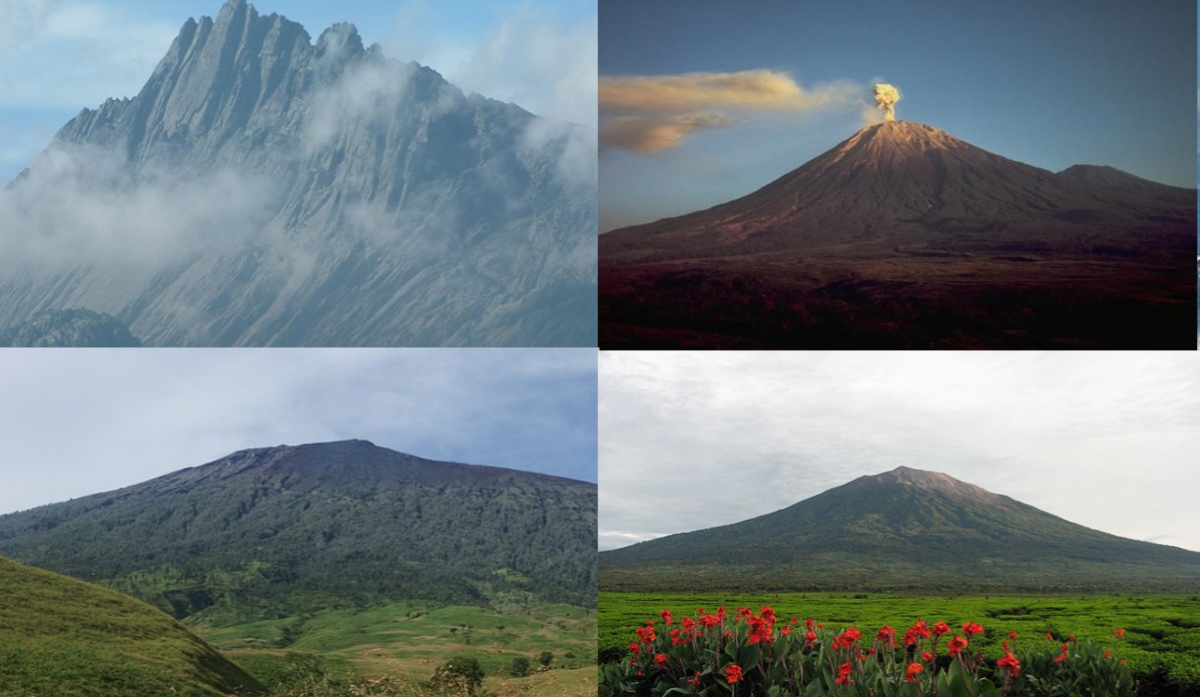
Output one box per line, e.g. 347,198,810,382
0,0,596,346
0,309,143,347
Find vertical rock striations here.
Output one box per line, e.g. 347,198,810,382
1,0,596,346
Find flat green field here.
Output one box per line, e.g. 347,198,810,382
600,592,1200,694
201,601,596,696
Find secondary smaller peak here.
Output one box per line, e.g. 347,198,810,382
316,22,365,60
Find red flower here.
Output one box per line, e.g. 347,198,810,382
905,662,924,683
1114,629,1125,640
628,643,640,655
923,651,934,663
805,630,817,642
877,625,896,647
835,662,853,685
932,621,951,637
681,617,696,632
1046,633,1054,641
654,653,668,667
1053,654,1066,664
1009,631,1018,639
761,606,777,624
839,627,863,646
660,609,673,625
725,664,743,684
997,652,1020,676
962,622,985,637
1104,648,1112,659
781,626,792,636
947,635,969,657
687,672,701,687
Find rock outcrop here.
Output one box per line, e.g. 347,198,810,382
1,0,595,346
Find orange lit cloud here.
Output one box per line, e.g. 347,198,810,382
599,112,735,154
599,70,861,153
599,70,845,112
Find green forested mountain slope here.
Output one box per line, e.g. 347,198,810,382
600,467,1200,593
0,555,266,696
0,440,596,623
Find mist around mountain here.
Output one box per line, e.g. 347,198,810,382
599,466,1200,594
600,121,1195,349
0,554,266,696
0,0,596,347
0,440,597,624
0,308,143,347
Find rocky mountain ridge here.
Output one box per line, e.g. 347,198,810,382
1,0,595,346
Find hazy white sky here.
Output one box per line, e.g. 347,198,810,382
599,352,1200,553
0,0,596,181
0,349,597,515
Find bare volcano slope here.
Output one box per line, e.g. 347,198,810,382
600,467,1200,593
0,440,597,622
599,122,1195,349
602,121,1193,260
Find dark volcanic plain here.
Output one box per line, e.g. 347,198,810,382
599,121,1196,349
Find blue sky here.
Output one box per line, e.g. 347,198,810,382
0,349,598,515
0,0,596,181
599,0,1197,232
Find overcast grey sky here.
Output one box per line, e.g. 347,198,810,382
0,349,596,515
599,352,1200,554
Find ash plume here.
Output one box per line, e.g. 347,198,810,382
874,83,901,121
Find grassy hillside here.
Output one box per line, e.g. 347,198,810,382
0,555,266,696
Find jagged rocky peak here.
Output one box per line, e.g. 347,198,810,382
316,22,365,60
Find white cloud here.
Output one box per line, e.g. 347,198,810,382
0,143,277,271
0,1,177,110
383,1,597,128
0,0,57,54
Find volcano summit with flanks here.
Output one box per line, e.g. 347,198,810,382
600,121,1195,349
599,466,1200,593
0,440,597,622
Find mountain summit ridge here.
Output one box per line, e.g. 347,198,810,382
600,466,1200,592
0,440,598,618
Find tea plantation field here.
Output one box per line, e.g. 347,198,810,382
600,592,1200,695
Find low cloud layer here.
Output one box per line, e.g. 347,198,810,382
599,70,870,153
0,144,276,272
